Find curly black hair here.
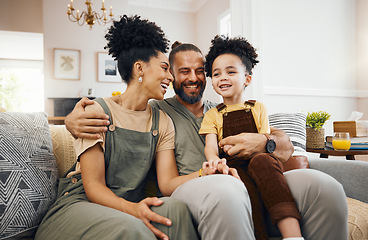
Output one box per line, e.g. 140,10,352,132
204,35,259,78
104,15,169,83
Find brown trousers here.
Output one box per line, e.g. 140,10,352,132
221,107,301,240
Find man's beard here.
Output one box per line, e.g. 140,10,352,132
173,80,205,104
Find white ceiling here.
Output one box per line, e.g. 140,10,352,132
128,0,209,13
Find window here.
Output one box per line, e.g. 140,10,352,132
218,10,231,37
0,31,44,112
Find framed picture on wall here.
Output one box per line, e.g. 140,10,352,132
54,48,80,80
97,52,122,83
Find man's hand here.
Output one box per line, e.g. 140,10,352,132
219,127,294,162
126,198,172,240
201,159,240,180
219,132,266,159
64,97,110,139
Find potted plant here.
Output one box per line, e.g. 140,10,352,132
306,111,331,149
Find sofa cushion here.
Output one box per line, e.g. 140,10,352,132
347,197,368,240
0,112,58,239
49,125,76,177
268,113,306,154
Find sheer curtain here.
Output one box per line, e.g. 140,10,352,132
0,31,44,112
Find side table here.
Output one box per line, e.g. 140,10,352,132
306,147,368,160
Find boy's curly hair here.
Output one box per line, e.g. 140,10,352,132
104,15,169,83
204,35,259,77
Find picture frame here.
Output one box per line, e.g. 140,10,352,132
97,52,122,83
54,48,80,80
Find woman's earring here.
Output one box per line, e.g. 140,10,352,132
139,76,143,82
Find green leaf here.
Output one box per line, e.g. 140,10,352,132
306,111,331,130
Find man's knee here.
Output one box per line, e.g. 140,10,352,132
284,169,347,216
202,175,250,210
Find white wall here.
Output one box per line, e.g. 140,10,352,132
4,0,366,131
356,0,368,120
127,5,196,45
233,0,358,136
42,0,196,116
195,0,230,103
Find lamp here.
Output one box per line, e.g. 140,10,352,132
67,0,113,29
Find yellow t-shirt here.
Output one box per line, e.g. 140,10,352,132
69,97,175,177
199,101,270,142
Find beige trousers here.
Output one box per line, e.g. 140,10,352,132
172,169,348,240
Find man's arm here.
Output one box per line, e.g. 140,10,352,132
218,126,293,162
64,97,110,139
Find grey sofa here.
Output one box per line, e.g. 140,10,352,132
309,158,368,204
1,112,367,240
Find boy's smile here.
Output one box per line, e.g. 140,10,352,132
211,53,252,105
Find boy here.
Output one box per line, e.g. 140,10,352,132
199,35,304,240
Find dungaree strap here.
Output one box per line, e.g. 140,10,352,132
216,100,257,113
95,97,160,141
95,98,112,123
150,106,159,137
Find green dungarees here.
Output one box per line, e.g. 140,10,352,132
35,98,198,240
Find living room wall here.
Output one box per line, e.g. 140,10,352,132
356,0,368,118
1,0,367,132
239,0,366,136
0,0,43,33
41,0,196,116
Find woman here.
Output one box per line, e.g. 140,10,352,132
35,15,235,240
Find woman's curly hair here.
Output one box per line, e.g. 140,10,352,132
204,35,259,77
104,15,169,83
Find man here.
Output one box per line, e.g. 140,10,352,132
65,43,348,240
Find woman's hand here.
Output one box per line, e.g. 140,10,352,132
124,197,172,240
201,159,240,180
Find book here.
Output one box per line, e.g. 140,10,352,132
325,141,368,150
326,136,368,144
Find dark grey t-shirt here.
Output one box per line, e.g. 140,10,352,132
150,97,217,175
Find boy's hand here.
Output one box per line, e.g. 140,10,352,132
202,159,240,180
65,97,110,139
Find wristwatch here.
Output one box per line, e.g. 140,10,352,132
264,134,276,153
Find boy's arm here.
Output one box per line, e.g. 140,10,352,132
204,133,222,162
65,97,110,139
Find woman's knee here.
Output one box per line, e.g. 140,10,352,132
157,197,192,218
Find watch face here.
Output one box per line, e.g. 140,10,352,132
266,139,276,153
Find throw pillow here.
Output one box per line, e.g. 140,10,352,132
347,197,368,240
0,112,58,239
268,113,307,153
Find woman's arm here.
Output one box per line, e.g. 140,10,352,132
80,144,172,240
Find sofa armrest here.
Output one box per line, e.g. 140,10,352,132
49,125,77,177
308,158,368,203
